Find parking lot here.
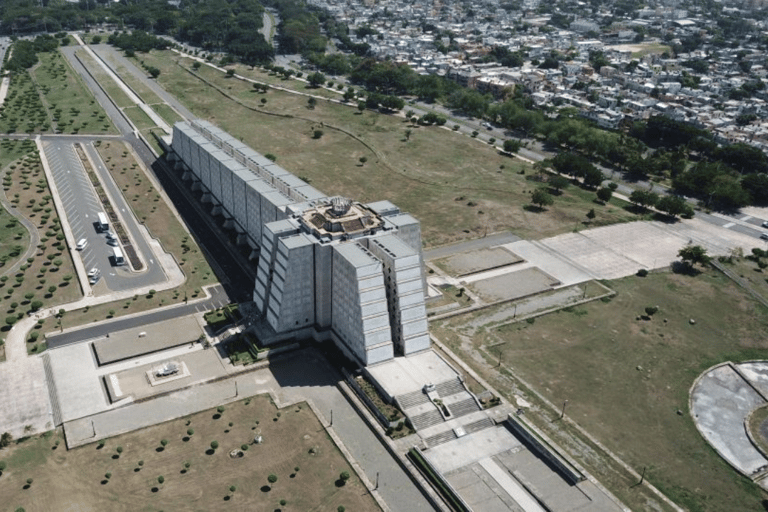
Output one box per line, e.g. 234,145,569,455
42,140,167,292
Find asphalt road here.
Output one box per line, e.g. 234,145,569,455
46,284,229,348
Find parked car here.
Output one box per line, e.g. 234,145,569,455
761,233,768,241
761,221,768,228
76,238,88,250
87,267,100,278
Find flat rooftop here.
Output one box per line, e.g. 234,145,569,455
300,198,384,240
366,350,458,398
93,316,203,365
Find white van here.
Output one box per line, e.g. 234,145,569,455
112,247,125,266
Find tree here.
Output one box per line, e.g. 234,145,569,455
357,101,366,113
548,175,570,194
404,129,412,141
307,72,326,87
359,156,368,165
657,195,692,218
339,471,350,485
0,432,12,448
312,129,323,139
268,474,277,484
629,189,659,210
226,69,235,77
30,300,43,312
596,187,613,203
531,189,554,210
5,316,17,328
678,244,710,270
210,441,219,450
582,167,604,189
307,97,317,109
586,208,596,220
503,139,521,154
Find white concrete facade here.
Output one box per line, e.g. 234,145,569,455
171,121,431,366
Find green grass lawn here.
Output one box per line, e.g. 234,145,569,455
122,105,156,130
0,395,378,512
0,71,49,134
31,51,118,135
0,140,35,272
150,102,183,125
432,269,768,512
0,140,81,348
132,49,638,248
74,48,135,109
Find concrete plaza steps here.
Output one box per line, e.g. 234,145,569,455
42,353,62,426
424,429,458,447
410,409,444,430
397,389,430,409
434,377,465,396
449,396,482,418
463,416,495,434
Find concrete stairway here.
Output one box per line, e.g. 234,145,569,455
424,429,458,447
397,389,430,409
434,377,465,396
463,416,495,434
410,409,444,430
42,353,63,426
449,396,482,418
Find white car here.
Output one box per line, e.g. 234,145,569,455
76,238,88,250
761,221,768,228
87,267,100,278
105,231,117,240
761,233,768,241
107,238,119,246
89,274,100,285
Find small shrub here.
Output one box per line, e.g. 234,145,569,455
210,441,219,450
268,474,277,484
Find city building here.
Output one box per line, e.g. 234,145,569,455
168,121,431,366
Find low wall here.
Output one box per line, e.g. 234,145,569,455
505,413,585,485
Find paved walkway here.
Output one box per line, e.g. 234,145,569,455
63,348,434,511
0,283,222,437
691,362,768,489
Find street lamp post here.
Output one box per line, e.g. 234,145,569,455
560,399,568,420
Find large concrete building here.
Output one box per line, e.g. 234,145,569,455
169,121,430,366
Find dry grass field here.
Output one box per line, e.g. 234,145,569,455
433,268,768,512
0,395,378,512
133,49,637,248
